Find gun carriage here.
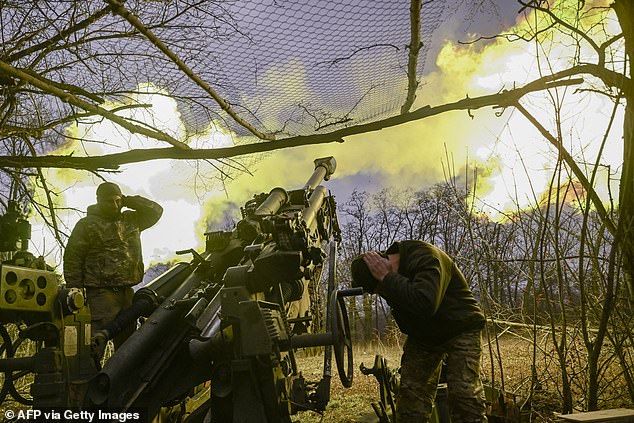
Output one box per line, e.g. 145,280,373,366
0,156,362,422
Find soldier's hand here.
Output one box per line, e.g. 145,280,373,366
363,251,392,282
121,195,148,210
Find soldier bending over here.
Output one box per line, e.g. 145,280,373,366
352,240,488,423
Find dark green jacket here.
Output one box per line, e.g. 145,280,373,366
63,196,163,288
379,240,485,346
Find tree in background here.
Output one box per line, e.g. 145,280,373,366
336,169,631,412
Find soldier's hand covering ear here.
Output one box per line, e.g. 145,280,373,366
351,255,379,293
363,251,392,282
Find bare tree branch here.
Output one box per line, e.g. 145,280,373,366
22,135,63,247
0,77,584,171
3,5,113,63
513,101,616,236
518,0,604,64
401,0,422,114
20,68,104,103
0,59,190,149
105,0,274,141
315,44,400,68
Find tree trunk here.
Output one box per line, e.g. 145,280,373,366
613,0,634,298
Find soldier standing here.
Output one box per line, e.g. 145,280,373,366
64,182,163,359
351,240,488,423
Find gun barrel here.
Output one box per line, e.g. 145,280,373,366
100,262,194,339
138,262,194,301
254,187,289,216
304,157,336,191
302,186,327,229
87,263,207,407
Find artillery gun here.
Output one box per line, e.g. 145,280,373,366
0,201,92,406
0,157,362,422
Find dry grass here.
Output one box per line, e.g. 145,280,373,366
294,329,634,422
4,330,633,422
293,343,402,423
480,331,561,422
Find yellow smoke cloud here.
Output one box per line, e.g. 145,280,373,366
30,0,624,272
217,0,623,223
30,84,234,269
418,0,622,219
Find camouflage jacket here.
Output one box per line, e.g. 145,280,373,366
63,196,163,288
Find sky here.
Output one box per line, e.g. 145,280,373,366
27,0,625,273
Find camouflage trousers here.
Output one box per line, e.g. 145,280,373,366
396,330,488,423
85,286,135,357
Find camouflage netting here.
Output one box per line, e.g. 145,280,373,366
190,0,448,137
0,0,447,149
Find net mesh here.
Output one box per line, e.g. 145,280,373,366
0,0,448,150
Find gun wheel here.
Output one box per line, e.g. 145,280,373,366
8,336,36,405
330,291,353,388
0,325,14,403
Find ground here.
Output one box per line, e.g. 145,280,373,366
3,332,630,422
293,344,402,423
292,332,572,422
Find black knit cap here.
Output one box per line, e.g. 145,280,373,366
351,254,382,293
96,182,122,198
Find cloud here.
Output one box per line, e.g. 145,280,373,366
217,0,623,223
30,0,624,269
31,84,236,268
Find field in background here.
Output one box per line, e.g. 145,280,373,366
295,329,634,422
3,330,632,422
